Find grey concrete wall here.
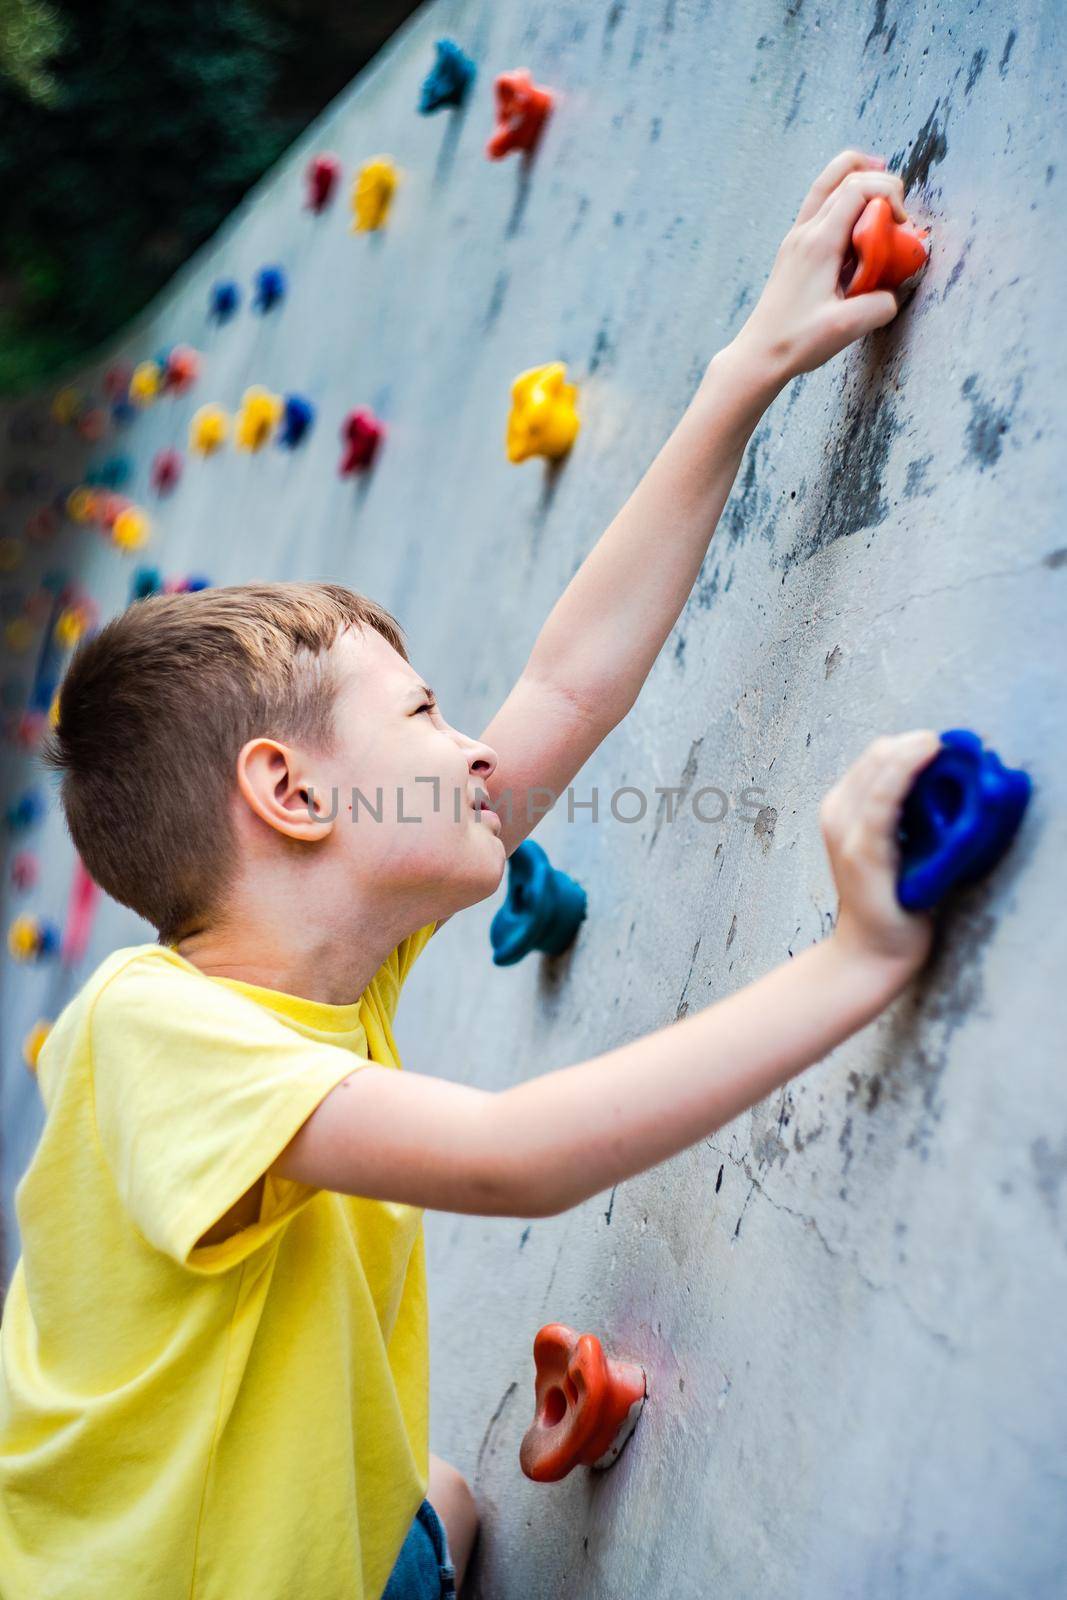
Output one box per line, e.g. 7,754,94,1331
2,2,1065,1596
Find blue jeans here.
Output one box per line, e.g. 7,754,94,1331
382,1499,457,1600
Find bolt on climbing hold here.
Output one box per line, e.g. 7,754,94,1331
23,1019,51,1074
490,839,587,966
85,456,132,492
419,39,476,114
842,197,930,298
130,567,162,601
339,408,385,474
111,505,151,552
151,448,183,496
77,407,108,443
66,487,98,525
130,361,163,407
253,265,287,314
506,363,580,464
25,506,59,543
11,850,39,892
306,152,342,213
51,387,82,426
164,345,200,394
487,69,554,160
8,914,60,963
520,1323,647,1483
236,387,283,451
352,157,400,232
103,363,133,403
209,279,241,322
279,395,316,449
189,403,230,456
897,730,1031,911
54,593,97,649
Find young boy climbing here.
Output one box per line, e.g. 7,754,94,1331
0,153,934,1600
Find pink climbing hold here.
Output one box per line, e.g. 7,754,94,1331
339,408,385,475
151,448,183,496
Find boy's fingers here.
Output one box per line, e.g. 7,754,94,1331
857,731,943,848
813,170,908,253
795,149,884,225
833,288,900,339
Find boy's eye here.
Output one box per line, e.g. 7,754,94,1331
417,701,436,715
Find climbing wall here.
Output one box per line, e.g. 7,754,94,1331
1,2,1065,1595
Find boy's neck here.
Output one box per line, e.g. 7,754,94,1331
174,918,416,1008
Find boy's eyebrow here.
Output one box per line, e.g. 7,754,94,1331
408,684,436,704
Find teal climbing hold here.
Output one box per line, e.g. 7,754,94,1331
490,840,587,965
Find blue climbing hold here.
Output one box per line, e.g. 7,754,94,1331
419,39,477,114
253,266,287,314
182,575,212,592
86,455,132,491
5,788,45,833
279,394,316,448
110,398,136,428
210,279,241,322
130,567,162,601
897,729,1032,911
490,840,587,966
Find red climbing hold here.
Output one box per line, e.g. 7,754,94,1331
150,448,183,496
486,69,554,160
519,1323,646,1483
339,408,385,475
306,152,342,213
164,346,200,395
842,197,930,298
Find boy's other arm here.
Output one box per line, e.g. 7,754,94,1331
478,153,908,859
273,733,937,1218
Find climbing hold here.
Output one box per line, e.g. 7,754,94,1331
62,856,100,966
65,486,98,524
897,730,1031,911
253,265,287,313
51,387,82,426
111,398,137,428
306,152,342,213
167,574,212,593
23,1019,51,1074
85,455,132,492
0,537,23,573
279,394,316,449
25,506,60,542
352,157,400,232
94,492,131,534
103,363,133,402
54,593,97,650
520,1323,646,1483
189,403,230,456
130,566,162,601
843,197,930,299
111,505,151,552
11,850,39,891
486,69,554,160
210,279,241,322
77,407,108,442
8,914,61,963
419,39,477,113
13,709,46,751
5,789,45,833
339,408,385,475
130,360,163,407
164,345,201,394
506,363,580,464
4,618,34,655
150,448,183,496
490,839,587,965
236,386,284,451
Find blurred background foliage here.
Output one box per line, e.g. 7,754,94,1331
0,0,420,394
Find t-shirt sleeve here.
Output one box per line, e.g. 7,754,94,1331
90,954,365,1274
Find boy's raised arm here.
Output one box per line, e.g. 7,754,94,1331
272,732,938,1218
479,152,909,859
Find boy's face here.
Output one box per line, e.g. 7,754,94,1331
318,627,507,919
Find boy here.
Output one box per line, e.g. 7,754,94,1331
0,154,937,1599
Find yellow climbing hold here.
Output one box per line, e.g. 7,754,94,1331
23,1019,52,1073
130,360,163,406
0,536,23,573
190,403,230,456
8,916,40,961
235,386,283,452
352,156,400,232
49,688,61,728
51,386,81,425
4,617,34,654
112,505,150,551
55,606,89,649
506,362,581,464
66,486,98,524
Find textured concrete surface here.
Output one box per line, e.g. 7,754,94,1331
2,2,1065,1596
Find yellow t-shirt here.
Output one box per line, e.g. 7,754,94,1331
0,926,436,1600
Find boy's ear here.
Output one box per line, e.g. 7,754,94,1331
236,738,335,842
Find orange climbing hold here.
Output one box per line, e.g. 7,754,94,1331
519,1323,646,1483
486,70,554,160
843,196,930,298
